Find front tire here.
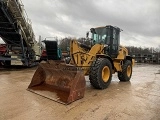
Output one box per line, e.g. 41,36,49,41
89,58,112,89
118,60,132,82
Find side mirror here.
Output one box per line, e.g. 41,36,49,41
86,31,89,38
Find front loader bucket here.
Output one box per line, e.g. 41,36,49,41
27,61,86,104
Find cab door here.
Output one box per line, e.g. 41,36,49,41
110,27,120,58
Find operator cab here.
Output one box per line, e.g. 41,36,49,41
90,25,121,58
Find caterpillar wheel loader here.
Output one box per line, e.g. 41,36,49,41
28,25,134,104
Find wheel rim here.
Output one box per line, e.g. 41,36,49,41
102,66,110,82
127,65,131,77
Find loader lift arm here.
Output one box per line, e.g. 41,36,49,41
70,40,105,74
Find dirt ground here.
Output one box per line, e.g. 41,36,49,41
0,63,160,120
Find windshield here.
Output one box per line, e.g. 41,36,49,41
91,27,110,44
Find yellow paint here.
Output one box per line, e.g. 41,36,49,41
127,65,132,77
70,40,135,75
102,66,110,82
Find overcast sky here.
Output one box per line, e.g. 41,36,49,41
1,0,160,48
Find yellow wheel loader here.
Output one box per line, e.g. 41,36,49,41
28,25,135,104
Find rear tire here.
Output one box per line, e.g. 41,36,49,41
118,60,132,82
89,58,112,89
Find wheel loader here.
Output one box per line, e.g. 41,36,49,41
28,25,135,104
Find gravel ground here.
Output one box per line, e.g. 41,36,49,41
0,63,160,120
